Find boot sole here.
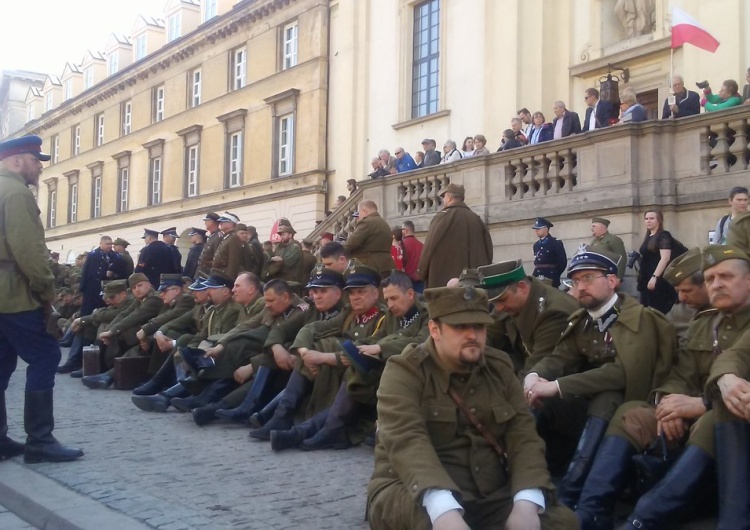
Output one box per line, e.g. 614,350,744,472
82,379,112,390
131,396,169,413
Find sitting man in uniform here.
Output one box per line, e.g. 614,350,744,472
523,246,675,509
367,286,577,530
266,270,430,451
572,248,712,528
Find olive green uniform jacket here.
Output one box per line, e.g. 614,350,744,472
78,296,134,340
213,230,244,280
118,251,135,278
197,230,221,276
590,232,628,279
160,302,210,347
140,293,195,336
727,210,750,256
704,303,750,398
505,278,579,379
105,291,163,339
0,169,56,312
343,212,396,275
265,240,303,282
368,340,555,517
186,299,242,348
531,294,676,413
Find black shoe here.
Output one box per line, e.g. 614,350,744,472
270,428,305,452
70,369,83,378
300,427,350,451
23,390,83,464
132,393,172,412
56,362,80,374
0,436,25,460
81,373,114,389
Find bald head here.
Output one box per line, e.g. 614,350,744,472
358,200,379,218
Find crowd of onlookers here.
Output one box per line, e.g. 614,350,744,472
366,69,750,179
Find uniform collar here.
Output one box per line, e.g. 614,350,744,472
425,337,488,395
355,305,381,325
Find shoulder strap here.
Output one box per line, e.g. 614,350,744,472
447,387,508,469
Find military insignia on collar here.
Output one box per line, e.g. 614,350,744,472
463,287,475,301
538,297,545,313
347,259,357,273
315,263,324,274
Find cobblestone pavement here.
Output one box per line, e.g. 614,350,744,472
4,357,372,530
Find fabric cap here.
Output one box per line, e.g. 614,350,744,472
663,247,702,286
203,273,234,289
346,179,357,185
701,245,750,271
0,135,51,161
128,272,150,288
113,238,130,247
50,252,60,258
235,223,248,232
277,224,297,234
188,278,208,291
157,273,183,291
188,228,207,237
77,253,88,259
307,264,345,289
142,228,159,239
160,227,179,238
439,183,465,199
421,138,435,145
567,245,620,277
591,217,611,227
424,286,494,325
532,217,554,229
344,260,381,289
202,212,220,222
478,260,526,301
217,212,240,224
103,280,128,298
457,268,481,287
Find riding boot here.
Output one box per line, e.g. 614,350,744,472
131,382,188,412
575,436,635,530
300,384,359,451
192,400,228,427
0,393,24,460
715,421,750,530
248,370,311,440
132,356,176,396
23,390,84,463
270,410,327,452
558,416,609,508
214,366,273,422
58,326,75,347
248,390,285,429
622,445,714,530
57,335,85,373
171,378,237,413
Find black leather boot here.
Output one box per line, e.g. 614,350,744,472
715,421,750,530
575,436,635,529
270,410,327,452
558,416,609,508
23,390,83,463
623,445,714,530
171,379,237,413
192,400,228,426
300,384,359,451
248,390,285,429
132,356,176,396
131,383,188,412
0,393,24,460
249,370,311,440
214,366,273,422
57,335,85,374
81,373,114,389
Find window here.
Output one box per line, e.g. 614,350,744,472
231,47,246,90
118,168,129,212
66,171,79,224
121,101,132,136
84,67,94,90
71,125,80,156
278,114,294,176
94,113,105,146
108,53,119,75
48,189,57,228
145,138,164,206
51,135,60,164
189,69,201,107
64,80,73,101
45,92,53,112
228,132,243,187
203,0,217,22
135,34,148,61
92,175,102,218
411,0,440,118
27,104,34,122
178,125,201,198
282,22,298,70
152,85,165,123
168,13,181,42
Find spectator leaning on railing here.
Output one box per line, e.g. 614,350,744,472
393,147,417,173
699,79,743,113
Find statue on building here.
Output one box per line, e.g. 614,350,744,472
614,0,655,38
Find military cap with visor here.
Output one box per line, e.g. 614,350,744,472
0,135,51,161
439,183,465,199
344,260,381,289
663,247,702,287
477,259,526,301
307,264,345,289
113,238,130,247
701,245,750,270
424,286,494,325
128,272,151,288
157,273,184,291
567,245,620,277
203,273,234,289
160,227,179,238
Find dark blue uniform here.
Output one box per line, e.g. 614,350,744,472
168,244,182,273
183,243,203,279
79,248,115,316
533,235,567,288
135,241,180,288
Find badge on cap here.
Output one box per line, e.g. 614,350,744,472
463,287,475,301
348,259,357,273
315,263,324,274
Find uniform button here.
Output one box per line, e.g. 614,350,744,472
412,484,418,491
593,340,598,345
470,408,476,414
354,332,359,337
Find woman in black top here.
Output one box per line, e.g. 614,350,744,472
638,210,678,314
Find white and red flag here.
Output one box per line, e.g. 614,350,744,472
671,6,720,53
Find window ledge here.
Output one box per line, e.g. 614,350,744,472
392,109,451,130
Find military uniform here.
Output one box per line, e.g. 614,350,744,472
533,234,567,288
265,240,303,282
117,250,135,278
135,240,179,288
212,230,244,280
198,230,221,276
726,210,750,255
590,232,628,279
343,211,395,275
79,247,115,316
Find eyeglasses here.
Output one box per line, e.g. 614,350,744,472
570,274,607,287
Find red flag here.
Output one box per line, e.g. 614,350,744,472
671,7,719,53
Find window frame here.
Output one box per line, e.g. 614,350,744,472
71,125,81,156
149,156,162,205
411,0,441,119
167,13,181,42
84,67,94,90
94,113,105,147
189,68,202,108
108,53,119,76
277,114,295,177
121,100,132,136
117,167,129,213
135,34,148,61
51,135,60,164
48,189,57,228
231,47,246,91
282,21,299,70
153,85,165,123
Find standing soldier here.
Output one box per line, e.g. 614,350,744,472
135,228,179,288
79,236,116,317
49,252,65,288
266,222,303,282
112,238,134,278
198,212,222,277
532,217,568,288
160,227,182,273
235,223,262,277
589,217,627,280
183,228,205,279
212,213,243,280
0,135,83,463
343,200,395,276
